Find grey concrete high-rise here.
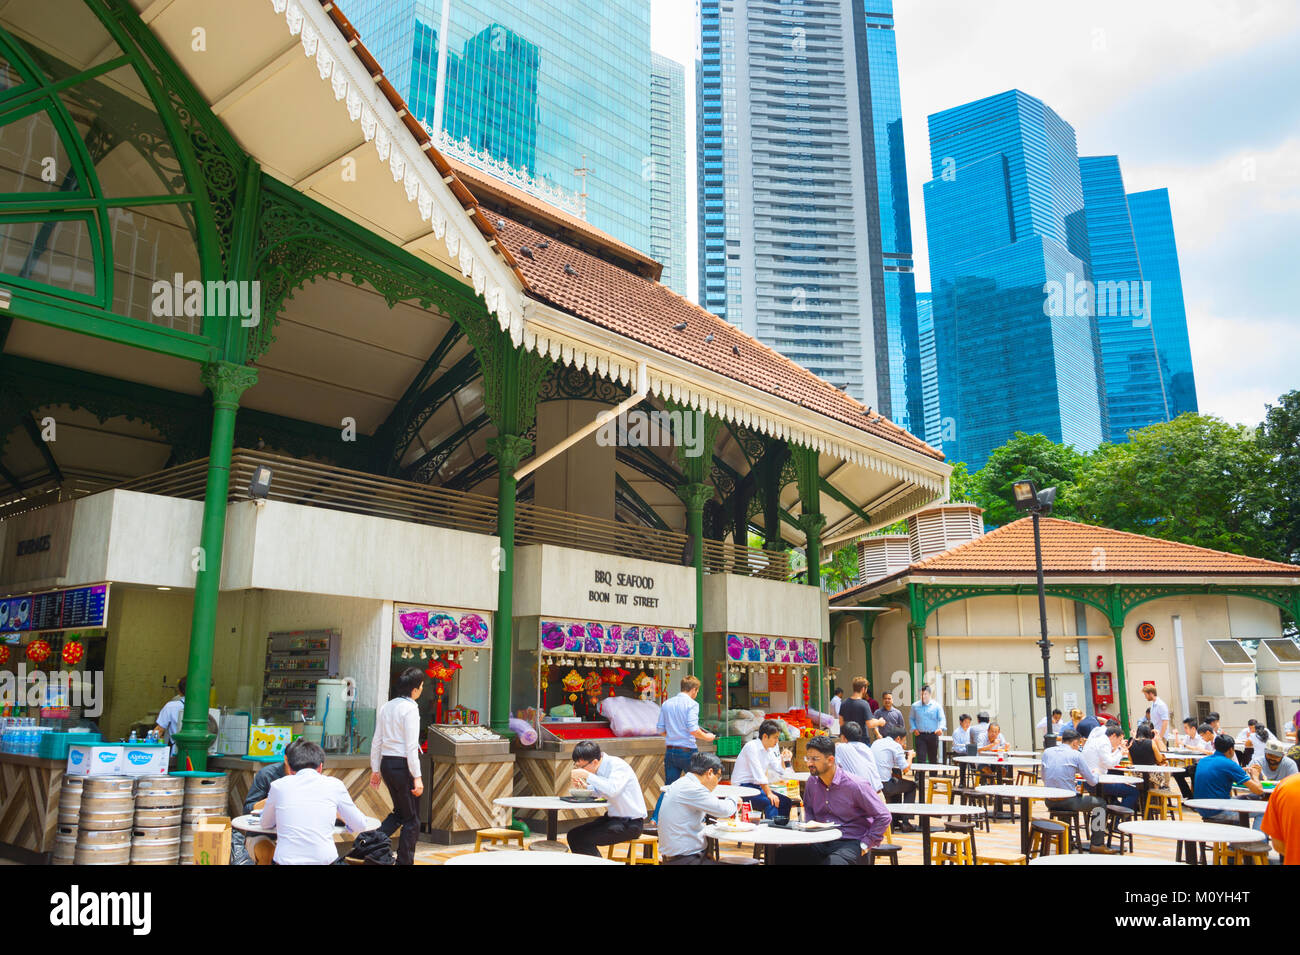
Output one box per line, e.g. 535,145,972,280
698,0,918,410
650,54,688,295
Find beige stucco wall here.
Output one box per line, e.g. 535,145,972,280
703,573,828,642
534,399,616,521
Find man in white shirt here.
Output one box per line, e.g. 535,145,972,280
1036,709,1064,737
830,688,844,717
1143,685,1170,740
369,666,425,865
1236,719,1273,753
1084,725,1135,810
260,740,368,865
731,719,793,818
871,725,916,831
658,752,738,864
568,741,647,855
836,721,883,792
1177,718,1210,752
977,723,1011,753
153,677,186,758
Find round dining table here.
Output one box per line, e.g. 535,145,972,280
907,762,957,803
703,821,841,865
1182,798,1269,829
976,784,1076,855
445,849,620,866
494,795,605,846
661,783,760,800
1029,854,1185,865
1118,818,1266,865
887,802,986,865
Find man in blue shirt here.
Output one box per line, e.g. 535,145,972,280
1194,734,1264,821
654,675,714,820
951,714,973,756
1041,729,1108,850
909,684,947,764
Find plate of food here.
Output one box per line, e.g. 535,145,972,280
715,820,757,832
561,790,604,804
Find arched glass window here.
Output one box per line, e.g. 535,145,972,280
0,0,205,335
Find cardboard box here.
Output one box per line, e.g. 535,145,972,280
120,742,170,776
65,743,124,776
191,816,231,865
247,725,292,757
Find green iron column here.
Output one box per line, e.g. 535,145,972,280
1109,586,1132,735
861,613,876,691
174,361,257,771
793,444,826,712
677,482,712,671
487,433,532,734
907,583,927,703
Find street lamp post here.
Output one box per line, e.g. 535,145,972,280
1012,479,1058,751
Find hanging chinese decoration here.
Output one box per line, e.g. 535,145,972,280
600,667,629,697
425,655,462,724
540,662,551,712
801,671,810,709
584,670,603,718
61,640,85,666
25,639,51,664
634,671,657,702
715,667,725,709
0,645,9,666
561,669,584,705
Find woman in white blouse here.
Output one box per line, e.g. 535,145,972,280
369,667,426,865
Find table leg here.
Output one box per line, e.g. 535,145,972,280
547,810,559,843
1019,798,1031,856
920,815,932,865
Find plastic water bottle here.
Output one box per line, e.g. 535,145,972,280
129,730,138,743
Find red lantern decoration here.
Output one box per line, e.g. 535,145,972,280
61,641,84,666
25,639,50,664
715,668,725,709
802,671,810,709
0,645,9,666
425,656,462,724
600,667,629,697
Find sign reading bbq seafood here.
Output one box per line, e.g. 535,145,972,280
394,604,492,648
726,633,820,665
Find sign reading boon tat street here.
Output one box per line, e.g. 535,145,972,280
394,604,492,648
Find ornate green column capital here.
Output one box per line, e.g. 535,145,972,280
676,481,713,514
486,433,533,472
200,361,258,410
796,512,827,539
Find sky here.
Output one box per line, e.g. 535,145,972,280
650,0,1300,428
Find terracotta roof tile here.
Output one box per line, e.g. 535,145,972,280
490,209,944,461
911,518,1300,576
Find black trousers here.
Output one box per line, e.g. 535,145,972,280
1045,794,1107,846
1174,762,1196,799
882,776,917,825
915,732,939,764
567,815,643,856
774,838,864,865
663,851,724,865
378,756,421,865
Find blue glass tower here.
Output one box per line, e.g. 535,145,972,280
696,0,919,410
1127,188,1198,419
915,292,941,448
923,90,1106,471
346,1,652,254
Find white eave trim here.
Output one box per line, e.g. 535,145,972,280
839,573,1300,604
269,0,527,340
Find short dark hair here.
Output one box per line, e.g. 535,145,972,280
840,721,863,743
834,688,843,695
1247,719,1259,727
1105,719,1121,728
1257,728,1270,743
177,676,187,696
921,684,931,693
1197,723,1214,735
977,712,990,722
1183,717,1197,727
958,713,971,723
806,735,835,758
394,667,425,697
1213,734,1235,754
689,752,722,776
884,724,907,741
571,741,602,763
287,739,325,772
759,719,781,739
1060,729,1080,742
1051,709,1062,717
1207,712,1220,722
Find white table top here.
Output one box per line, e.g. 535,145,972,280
1096,774,1141,786
231,813,380,836
703,822,842,845
1006,750,1039,757
1165,751,1210,760
956,756,1042,767
781,772,811,782
1029,854,1187,866
714,784,762,799
445,850,621,866
1118,820,1267,844
1182,799,1269,815
494,796,605,812
908,763,957,773
1117,764,1183,774
976,785,1076,800
886,802,986,816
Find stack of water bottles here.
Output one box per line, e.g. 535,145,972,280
0,718,53,755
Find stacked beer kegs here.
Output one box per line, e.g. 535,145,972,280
131,775,184,864
178,772,229,865
74,776,134,865
51,775,83,864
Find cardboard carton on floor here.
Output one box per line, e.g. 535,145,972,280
192,816,231,865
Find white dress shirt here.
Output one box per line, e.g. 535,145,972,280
260,768,368,865
1082,734,1124,776
1236,728,1273,750
732,738,784,787
1146,696,1170,736
836,740,883,791
583,753,646,819
157,696,184,755
657,773,738,858
830,695,843,716
871,737,908,782
371,695,422,779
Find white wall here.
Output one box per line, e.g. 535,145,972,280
703,573,827,642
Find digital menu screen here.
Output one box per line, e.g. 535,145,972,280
0,584,109,633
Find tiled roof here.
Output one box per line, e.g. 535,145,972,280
489,208,944,461
914,518,1297,576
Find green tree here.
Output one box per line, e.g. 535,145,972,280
973,432,1088,526
819,544,860,592
1258,390,1300,564
1072,413,1274,556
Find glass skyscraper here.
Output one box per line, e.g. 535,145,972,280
923,89,1106,471
696,0,920,411
915,292,941,449
346,1,653,254
649,54,687,295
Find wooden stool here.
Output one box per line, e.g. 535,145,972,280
474,828,526,852
1015,769,1038,786
927,777,955,804
1213,842,1270,866
1144,790,1182,820
932,832,974,865
1105,806,1135,854
865,826,901,865
607,834,660,865
527,840,570,852
954,789,991,832
1048,808,1085,851
977,851,1027,865
1028,820,1069,858
944,820,979,858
